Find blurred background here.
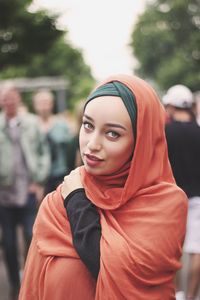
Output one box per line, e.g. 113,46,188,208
0,0,199,110
0,0,200,299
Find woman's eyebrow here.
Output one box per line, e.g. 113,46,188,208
106,123,127,131
83,113,126,131
83,113,94,122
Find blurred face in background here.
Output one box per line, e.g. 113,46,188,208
0,88,21,119
194,92,200,118
33,91,54,119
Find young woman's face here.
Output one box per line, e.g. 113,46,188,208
79,96,134,176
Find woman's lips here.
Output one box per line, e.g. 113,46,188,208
85,154,103,167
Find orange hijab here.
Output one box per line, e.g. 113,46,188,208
19,74,187,300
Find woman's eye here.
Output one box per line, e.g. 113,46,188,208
83,121,93,130
107,131,120,139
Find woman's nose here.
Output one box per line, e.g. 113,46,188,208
87,133,101,151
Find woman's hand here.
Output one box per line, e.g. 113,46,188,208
61,168,83,199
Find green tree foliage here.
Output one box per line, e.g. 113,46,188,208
130,0,200,91
0,0,95,107
0,0,63,67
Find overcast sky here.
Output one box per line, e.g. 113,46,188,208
32,0,148,81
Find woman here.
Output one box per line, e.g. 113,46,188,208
19,74,187,300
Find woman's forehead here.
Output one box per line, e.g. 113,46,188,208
84,96,132,126
85,95,123,108
85,96,126,114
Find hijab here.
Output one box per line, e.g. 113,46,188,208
81,74,181,208
80,74,188,299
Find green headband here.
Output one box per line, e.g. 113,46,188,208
85,81,137,138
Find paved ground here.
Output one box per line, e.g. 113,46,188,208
0,227,24,300
0,243,10,300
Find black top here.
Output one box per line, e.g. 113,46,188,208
165,120,200,198
64,189,101,279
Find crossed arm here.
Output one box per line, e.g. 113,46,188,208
61,170,101,279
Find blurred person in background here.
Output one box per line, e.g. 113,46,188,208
0,84,50,300
67,100,85,172
162,93,174,124
33,89,72,193
164,85,200,300
193,91,200,126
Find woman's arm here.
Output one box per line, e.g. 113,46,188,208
64,189,101,279
61,170,101,279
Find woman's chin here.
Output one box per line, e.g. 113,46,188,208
84,164,104,176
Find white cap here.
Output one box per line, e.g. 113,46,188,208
162,84,193,108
